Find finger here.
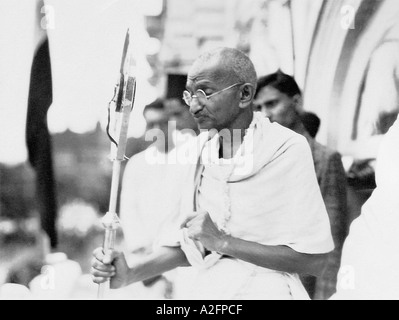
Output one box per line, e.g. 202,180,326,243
92,259,116,273
180,212,199,229
197,211,212,224
186,219,195,229
91,267,116,279
93,247,105,262
103,250,122,265
187,227,200,241
187,234,199,242
187,212,212,229
92,276,109,285
202,212,211,219
183,210,210,228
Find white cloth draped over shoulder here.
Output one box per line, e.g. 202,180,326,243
333,118,399,300
158,113,334,300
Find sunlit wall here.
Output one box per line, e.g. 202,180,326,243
0,0,160,166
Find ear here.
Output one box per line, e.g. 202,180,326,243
293,94,304,112
239,84,255,109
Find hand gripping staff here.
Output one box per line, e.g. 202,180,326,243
98,29,136,299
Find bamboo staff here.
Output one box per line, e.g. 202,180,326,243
98,29,136,300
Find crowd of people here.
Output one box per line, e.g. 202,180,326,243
92,47,399,300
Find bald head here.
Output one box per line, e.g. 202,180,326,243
189,48,258,90
185,48,256,132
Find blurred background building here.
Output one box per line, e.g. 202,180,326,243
0,0,398,299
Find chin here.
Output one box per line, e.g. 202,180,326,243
199,127,212,133
196,119,214,131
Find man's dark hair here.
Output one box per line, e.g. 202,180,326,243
256,71,302,99
300,112,321,138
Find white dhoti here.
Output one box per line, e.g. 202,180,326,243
174,259,309,300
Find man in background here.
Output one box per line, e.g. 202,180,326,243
255,71,349,300
119,99,193,298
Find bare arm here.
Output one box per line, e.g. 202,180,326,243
184,212,328,277
126,246,190,286
219,236,328,277
92,246,189,289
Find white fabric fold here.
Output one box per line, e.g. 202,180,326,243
179,228,222,270
159,112,334,299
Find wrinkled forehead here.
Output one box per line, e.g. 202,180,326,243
187,58,229,88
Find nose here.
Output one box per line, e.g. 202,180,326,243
189,97,204,115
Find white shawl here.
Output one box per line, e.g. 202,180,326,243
158,113,334,299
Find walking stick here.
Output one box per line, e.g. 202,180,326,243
98,29,136,300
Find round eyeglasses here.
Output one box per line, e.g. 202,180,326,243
182,83,243,106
